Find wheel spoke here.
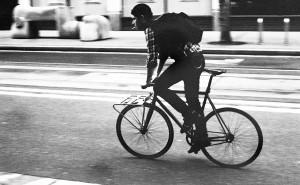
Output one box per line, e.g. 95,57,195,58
129,109,142,127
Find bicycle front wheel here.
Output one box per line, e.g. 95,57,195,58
116,104,174,159
202,107,263,168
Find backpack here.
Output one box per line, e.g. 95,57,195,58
150,12,203,59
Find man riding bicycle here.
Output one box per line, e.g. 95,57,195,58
131,3,210,153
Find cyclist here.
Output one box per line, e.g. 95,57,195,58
131,4,210,154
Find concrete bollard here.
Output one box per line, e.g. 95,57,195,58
80,15,111,41
55,6,79,39
283,18,290,45
257,18,264,44
11,5,56,38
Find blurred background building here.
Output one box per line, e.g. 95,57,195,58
1,0,300,31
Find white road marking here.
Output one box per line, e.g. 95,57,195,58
0,65,140,73
0,172,101,185
0,50,148,56
0,87,299,113
3,50,300,59
0,90,123,103
0,86,129,97
54,180,100,185
207,59,244,65
0,173,22,182
0,63,299,113
1,64,300,80
2,61,299,76
23,178,56,185
211,89,300,100
206,53,300,58
0,85,299,102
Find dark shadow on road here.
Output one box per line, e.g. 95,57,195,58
90,156,261,185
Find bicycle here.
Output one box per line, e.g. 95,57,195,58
113,68,263,168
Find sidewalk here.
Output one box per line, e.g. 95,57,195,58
0,30,300,55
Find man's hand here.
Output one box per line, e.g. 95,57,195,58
141,79,156,89
141,83,151,89
142,65,159,89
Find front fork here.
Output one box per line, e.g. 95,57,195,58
141,94,157,134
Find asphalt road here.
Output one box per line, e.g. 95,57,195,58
1,50,300,72
0,94,299,185
0,52,299,185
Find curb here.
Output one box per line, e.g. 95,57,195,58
204,48,300,56
0,46,146,53
1,46,300,56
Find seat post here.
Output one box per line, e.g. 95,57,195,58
205,74,214,94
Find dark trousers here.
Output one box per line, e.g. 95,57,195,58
154,52,205,117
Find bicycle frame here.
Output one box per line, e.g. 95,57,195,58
143,72,232,138
113,68,263,166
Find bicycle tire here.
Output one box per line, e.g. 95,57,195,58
202,107,263,168
116,104,174,159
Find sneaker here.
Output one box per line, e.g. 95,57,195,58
180,117,193,133
187,144,201,154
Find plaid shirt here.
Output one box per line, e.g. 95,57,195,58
145,27,158,69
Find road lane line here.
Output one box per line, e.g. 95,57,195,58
3,50,300,59
0,83,299,102
1,64,300,80
0,84,299,103
207,59,244,65
0,86,130,97
0,65,143,73
2,62,299,76
0,172,101,185
23,178,56,185
0,90,123,103
0,89,299,113
206,53,300,58
0,50,148,56
0,173,22,182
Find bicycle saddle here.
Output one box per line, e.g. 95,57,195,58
204,68,226,76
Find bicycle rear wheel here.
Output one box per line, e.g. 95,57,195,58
116,104,174,159
202,107,263,168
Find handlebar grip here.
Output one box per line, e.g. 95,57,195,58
141,83,155,89
141,84,148,89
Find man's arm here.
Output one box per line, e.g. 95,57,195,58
146,67,155,84
144,27,158,85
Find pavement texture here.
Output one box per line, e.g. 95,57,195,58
0,31,300,185
0,30,300,55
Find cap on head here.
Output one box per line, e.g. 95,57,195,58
131,3,153,20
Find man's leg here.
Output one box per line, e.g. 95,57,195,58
184,68,201,113
153,62,190,116
184,56,209,153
